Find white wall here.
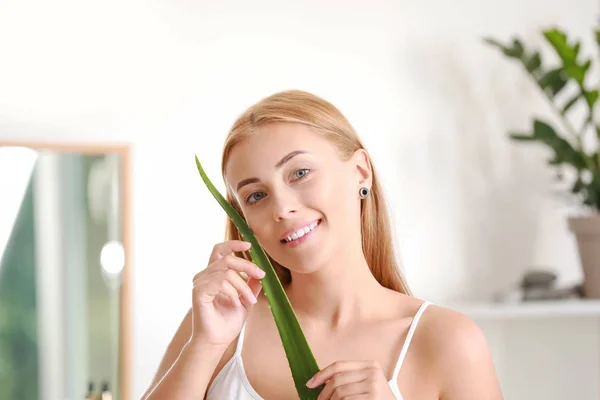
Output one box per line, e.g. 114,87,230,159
1,0,598,398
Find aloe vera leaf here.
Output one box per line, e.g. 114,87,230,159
195,155,323,399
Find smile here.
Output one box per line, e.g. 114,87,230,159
280,219,321,244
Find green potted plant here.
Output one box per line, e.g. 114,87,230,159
484,27,600,298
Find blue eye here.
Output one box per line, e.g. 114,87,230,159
246,192,265,204
293,168,310,180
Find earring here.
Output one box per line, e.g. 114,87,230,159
359,187,369,198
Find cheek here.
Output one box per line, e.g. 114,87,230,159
310,172,354,217
245,212,272,237
244,209,282,251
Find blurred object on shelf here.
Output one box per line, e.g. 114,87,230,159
494,268,583,303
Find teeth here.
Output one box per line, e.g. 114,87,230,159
284,220,319,242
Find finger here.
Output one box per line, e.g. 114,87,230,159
225,269,258,305
213,254,265,279
216,279,242,307
307,361,369,388
247,277,264,298
240,277,264,308
194,254,264,282
333,393,369,400
194,276,241,306
208,240,251,263
316,371,370,400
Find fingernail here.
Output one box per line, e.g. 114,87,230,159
306,377,315,388
258,269,266,278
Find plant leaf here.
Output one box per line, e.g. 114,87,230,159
195,155,323,399
509,121,587,170
582,173,600,210
543,28,591,85
538,68,568,96
532,120,587,170
525,51,542,73
509,132,537,141
584,89,599,109
483,37,524,59
543,28,578,65
510,38,525,58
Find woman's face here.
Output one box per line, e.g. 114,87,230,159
224,122,371,273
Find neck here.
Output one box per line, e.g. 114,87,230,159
285,249,385,331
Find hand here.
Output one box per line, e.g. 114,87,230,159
306,360,396,400
190,240,266,348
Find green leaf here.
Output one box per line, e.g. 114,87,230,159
543,28,591,85
531,120,587,170
532,120,558,139
525,51,542,73
584,89,599,109
483,37,506,51
483,37,524,59
582,173,600,210
194,155,323,399
538,68,568,96
564,59,590,85
510,120,588,170
510,38,525,58
543,28,579,64
509,132,537,141
562,94,581,114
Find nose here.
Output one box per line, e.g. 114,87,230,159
271,187,299,221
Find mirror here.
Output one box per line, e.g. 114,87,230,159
0,142,132,400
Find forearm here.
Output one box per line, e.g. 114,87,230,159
143,340,226,400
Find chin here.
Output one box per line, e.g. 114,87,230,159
285,262,322,275
271,251,329,276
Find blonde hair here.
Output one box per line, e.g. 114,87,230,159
220,90,410,294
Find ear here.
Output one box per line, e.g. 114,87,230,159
350,148,372,188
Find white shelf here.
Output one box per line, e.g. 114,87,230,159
445,299,600,319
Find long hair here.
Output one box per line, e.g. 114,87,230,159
220,90,411,294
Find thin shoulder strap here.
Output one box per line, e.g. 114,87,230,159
234,322,246,355
391,301,431,382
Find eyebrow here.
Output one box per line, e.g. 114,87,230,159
235,150,310,192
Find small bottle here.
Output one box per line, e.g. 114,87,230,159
100,381,112,400
85,381,95,400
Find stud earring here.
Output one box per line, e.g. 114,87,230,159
359,187,369,198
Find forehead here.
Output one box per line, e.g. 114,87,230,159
225,123,338,182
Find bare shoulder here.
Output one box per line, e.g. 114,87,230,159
414,303,503,400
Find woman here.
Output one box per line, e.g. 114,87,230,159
142,90,503,400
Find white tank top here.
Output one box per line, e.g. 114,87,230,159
207,301,431,400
